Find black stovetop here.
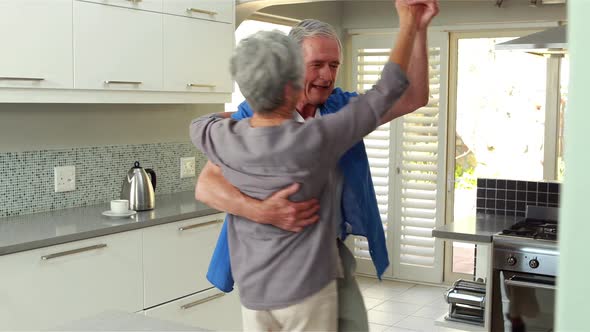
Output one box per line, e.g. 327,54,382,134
501,217,558,241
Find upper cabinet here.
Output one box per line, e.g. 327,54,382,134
163,0,234,24
0,0,235,104
74,1,163,91
0,0,73,89
163,15,234,93
81,0,162,12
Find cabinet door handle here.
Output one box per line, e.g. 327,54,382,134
178,219,223,231
0,77,44,81
126,0,143,2
104,80,142,85
41,244,107,260
186,8,218,15
181,293,224,310
187,83,216,88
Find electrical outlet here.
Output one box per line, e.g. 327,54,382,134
54,166,76,193
180,157,196,178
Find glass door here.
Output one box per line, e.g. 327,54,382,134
445,30,557,283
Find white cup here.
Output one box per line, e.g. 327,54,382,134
110,199,129,213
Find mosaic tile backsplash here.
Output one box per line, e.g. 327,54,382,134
0,142,207,218
476,178,561,217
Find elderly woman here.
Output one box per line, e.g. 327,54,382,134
190,2,420,330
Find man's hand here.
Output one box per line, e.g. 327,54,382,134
395,0,419,28
196,162,319,233
255,183,320,232
408,0,439,30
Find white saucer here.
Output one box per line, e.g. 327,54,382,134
102,210,137,218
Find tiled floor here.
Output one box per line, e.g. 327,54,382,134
357,276,463,332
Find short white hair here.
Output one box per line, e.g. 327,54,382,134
230,30,304,114
288,19,342,58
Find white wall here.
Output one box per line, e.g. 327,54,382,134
342,1,566,30
0,103,222,152
260,1,343,34
556,1,590,330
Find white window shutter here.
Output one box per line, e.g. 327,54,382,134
350,32,448,283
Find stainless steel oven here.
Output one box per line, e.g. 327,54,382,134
491,235,558,332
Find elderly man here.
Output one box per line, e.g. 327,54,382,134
191,1,421,330
196,0,439,330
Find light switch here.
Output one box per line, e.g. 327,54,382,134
180,157,196,178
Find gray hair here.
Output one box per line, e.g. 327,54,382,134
288,19,342,56
230,30,304,114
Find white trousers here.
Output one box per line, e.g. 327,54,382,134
241,280,338,332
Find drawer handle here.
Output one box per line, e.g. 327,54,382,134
178,219,223,231
181,293,225,310
186,8,218,16
126,0,142,2
0,76,44,81
41,244,107,260
104,80,142,85
187,83,216,88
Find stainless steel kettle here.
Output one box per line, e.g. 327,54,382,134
121,161,157,211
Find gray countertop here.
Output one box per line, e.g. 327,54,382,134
0,191,221,256
432,213,521,243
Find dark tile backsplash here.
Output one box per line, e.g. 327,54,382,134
476,178,560,217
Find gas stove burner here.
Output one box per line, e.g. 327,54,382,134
501,218,558,241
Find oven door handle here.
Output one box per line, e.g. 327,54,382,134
499,271,513,332
504,277,556,291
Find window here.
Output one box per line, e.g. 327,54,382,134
224,20,293,113
452,34,549,221
351,32,449,283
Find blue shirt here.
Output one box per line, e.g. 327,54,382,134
206,88,390,292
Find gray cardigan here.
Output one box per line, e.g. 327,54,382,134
190,62,408,310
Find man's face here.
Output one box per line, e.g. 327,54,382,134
300,36,341,107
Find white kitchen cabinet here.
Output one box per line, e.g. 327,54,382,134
163,15,233,93
144,287,243,331
142,213,225,308
79,0,162,13
73,1,163,91
0,0,73,89
163,0,234,24
0,231,143,331
0,0,234,103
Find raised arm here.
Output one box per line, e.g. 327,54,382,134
313,0,424,159
380,0,440,124
390,0,420,72
195,161,320,232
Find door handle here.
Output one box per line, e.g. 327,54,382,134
0,76,44,81
187,83,216,88
104,80,142,85
178,219,223,231
181,292,224,310
186,8,218,16
504,277,556,291
41,244,107,260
